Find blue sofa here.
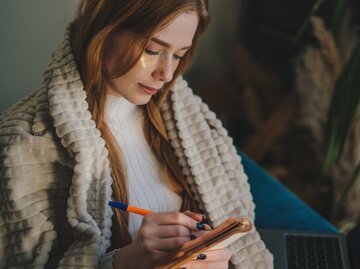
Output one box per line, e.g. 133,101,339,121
238,150,337,233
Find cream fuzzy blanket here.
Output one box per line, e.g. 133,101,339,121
0,27,273,269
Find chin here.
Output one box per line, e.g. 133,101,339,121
129,95,152,106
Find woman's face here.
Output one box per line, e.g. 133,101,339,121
105,11,199,105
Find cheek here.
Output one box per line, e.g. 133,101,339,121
123,63,150,83
138,54,158,69
172,61,180,72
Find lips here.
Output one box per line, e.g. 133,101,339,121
138,83,161,95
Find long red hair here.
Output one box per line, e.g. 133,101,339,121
72,0,210,248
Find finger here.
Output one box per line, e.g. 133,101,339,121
180,249,233,268
194,223,212,231
183,211,212,229
144,212,199,231
199,249,233,261
152,224,192,238
143,248,171,263
183,211,204,222
190,229,210,239
181,260,230,269
145,236,190,251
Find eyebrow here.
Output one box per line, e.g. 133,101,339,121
151,37,191,51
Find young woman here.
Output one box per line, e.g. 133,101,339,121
0,0,273,268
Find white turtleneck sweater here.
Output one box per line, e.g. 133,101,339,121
105,95,182,239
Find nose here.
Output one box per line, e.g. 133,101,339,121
153,56,175,83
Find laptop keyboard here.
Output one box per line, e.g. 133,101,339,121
286,234,344,269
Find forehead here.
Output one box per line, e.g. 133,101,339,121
152,12,199,49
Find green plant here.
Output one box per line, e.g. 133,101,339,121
323,43,360,215
292,0,324,44
295,0,360,218
322,0,360,218
331,0,350,39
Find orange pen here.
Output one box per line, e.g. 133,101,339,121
108,201,153,216
108,201,212,230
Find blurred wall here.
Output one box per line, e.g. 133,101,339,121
0,0,241,112
187,0,242,79
0,0,79,112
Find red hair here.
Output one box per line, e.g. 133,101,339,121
72,0,210,248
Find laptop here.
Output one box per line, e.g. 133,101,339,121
258,226,359,269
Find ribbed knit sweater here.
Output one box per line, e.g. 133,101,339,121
105,95,182,240
0,26,273,268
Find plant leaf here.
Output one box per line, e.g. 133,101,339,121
323,44,360,173
335,161,360,217
332,0,349,40
292,0,325,44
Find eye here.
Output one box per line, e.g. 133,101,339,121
144,48,160,56
174,54,185,61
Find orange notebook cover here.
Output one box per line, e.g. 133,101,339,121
156,217,252,269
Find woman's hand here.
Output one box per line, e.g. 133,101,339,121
113,211,207,269
136,212,202,261
180,248,233,269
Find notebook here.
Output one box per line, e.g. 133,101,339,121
156,217,253,269
258,228,358,269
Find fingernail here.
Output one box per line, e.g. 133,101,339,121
196,223,205,230
190,234,196,240
197,253,207,260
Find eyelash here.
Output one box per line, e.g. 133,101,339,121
144,49,185,61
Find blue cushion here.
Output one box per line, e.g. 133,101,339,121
238,150,338,233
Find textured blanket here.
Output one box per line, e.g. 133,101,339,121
0,26,273,269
